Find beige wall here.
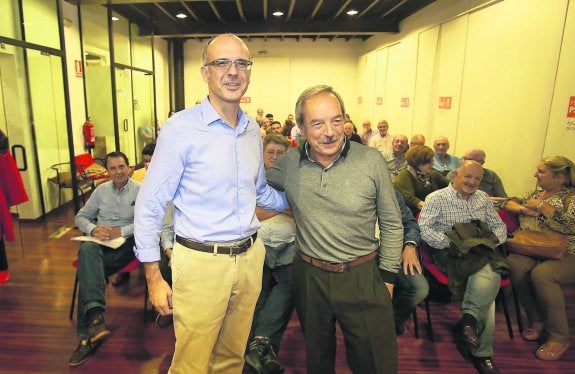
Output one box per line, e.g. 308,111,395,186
183,38,362,121
357,0,575,196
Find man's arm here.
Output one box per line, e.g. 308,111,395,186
395,190,423,276
375,154,403,288
419,194,450,249
74,187,102,235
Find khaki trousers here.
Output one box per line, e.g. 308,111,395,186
168,238,265,374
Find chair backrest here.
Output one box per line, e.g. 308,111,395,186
74,153,95,174
498,209,519,233
421,242,449,285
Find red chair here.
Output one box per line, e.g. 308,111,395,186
420,242,519,341
68,258,149,322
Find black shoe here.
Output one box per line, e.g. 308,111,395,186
245,338,265,373
68,338,103,367
245,337,284,374
454,320,480,350
395,320,405,336
88,313,111,343
155,312,174,328
471,356,500,374
111,272,130,287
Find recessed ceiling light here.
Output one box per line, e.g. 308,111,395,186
111,16,119,21
347,10,358,16
272,11,284,17
176,13,187,19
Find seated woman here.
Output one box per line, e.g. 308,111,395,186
502,156,575,361
394,145,449,215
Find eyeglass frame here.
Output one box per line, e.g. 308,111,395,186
203,58,253,71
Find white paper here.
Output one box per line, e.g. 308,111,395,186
71,236,126,249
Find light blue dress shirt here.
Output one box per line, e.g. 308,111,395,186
74,179,140,238
134,98,288,262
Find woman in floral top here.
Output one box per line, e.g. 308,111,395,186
503,156,575,361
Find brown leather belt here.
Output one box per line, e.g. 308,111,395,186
175,233,257,255
299,251,377,273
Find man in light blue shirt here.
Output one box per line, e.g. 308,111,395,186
134,34,287,373
68,151,139,367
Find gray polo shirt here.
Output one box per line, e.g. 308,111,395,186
266,140,403,282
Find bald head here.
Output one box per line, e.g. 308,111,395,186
462,148,486,165
453,160,484,199
433,136,450,157
411,134,425,146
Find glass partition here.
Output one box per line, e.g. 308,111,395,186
132,70,155,164
22,0,60,49
0,0,22,40
113,12,131,66
81,4,115,158
115,67,136,163
131,23,153,71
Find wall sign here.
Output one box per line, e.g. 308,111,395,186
376,97,383,105
401,98,409,108
75,60,83,78
567,96,575,118
439,96,452,109
240,97,251,103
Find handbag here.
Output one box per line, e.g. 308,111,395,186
506,229,568,260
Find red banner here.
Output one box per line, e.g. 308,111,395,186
401,98,409,108
439,96,452,109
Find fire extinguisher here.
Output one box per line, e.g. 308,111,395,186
83,118,95,149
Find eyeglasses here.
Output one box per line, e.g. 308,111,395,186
203,58,253,71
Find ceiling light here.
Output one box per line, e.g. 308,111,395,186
111,16,119,21
176,13,187,19
272,11,284,17
347,10,358,16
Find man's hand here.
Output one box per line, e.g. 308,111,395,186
490,197,506,206
91,226,122,241
402,245,423,276
144,262,173,315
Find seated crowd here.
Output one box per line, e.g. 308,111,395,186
69,105,574,374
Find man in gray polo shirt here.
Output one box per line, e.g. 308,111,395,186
266,85,403,373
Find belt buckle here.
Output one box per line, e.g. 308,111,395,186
338,262,345,273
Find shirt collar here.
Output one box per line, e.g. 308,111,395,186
299,137,350,168
201,96,249,133
448,182,475,200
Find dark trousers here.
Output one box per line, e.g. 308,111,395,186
292,254,397,374
252,263,295,350
76,237,136,336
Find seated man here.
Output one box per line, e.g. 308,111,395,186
392,190,429,336
383,135,409,182
418,160,507,374
368,119,393,153
245,134,295,374
432,136,460,176
69,151,140,367
410,134,425,147
343,121,362,143
447,148,508,203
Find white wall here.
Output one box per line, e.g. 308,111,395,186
183,38,362,121
357,0,575,196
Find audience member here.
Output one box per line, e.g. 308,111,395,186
134,34,288,373
395,145,449,215
343,121,362,143
419,160,508,374
282,119,295,138
411,133,425,147
393,190,429,336
368,119,393,153
245,134,295,374
269,121,283,135
503,156,575,361
361,120,374,145
447,149,507,203
433,136,460,175
68,151,139,367
256,108,265,125
267,85,403,373
383,134,409,181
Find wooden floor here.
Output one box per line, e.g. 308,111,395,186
1,205,574,373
